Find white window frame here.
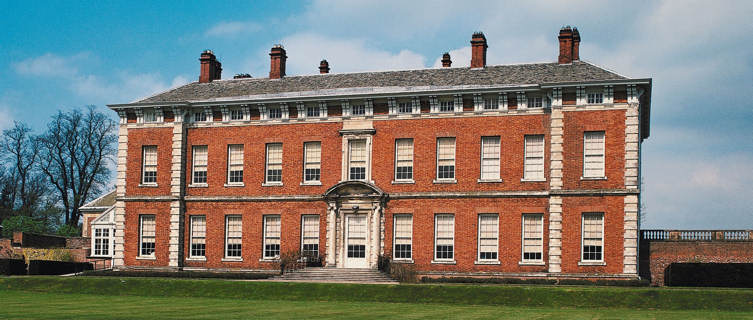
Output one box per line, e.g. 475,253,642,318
394,139,414,182
141,146,158,185
351,104,366,116
265,143,283,185
435,137,456,182
303,141,321,184
523,135,545,181
263,215,281,260
528,96,543,108
397,101,412,114
189,215,206,259
393,215,413,260
138,215,156,258
581,212,605,263
301,215,320,259
477,214,499,262
439,99,454,113
191,145,208,185
582,131,606,179
521,214,544,263
480,136,501,181
433,214,455,262
348,139,367,181
92,227,113,257
193,111,207,122
226,144,244,185
483,97,498,110
224,215,242,259
143,110,159,123
587,92,604,104
268,107,282,119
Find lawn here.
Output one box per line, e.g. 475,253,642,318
1,277,752,319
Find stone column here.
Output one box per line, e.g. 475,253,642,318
112,122,128,268
325,202,337,267
623,103,641,275
168,109,186,268
548,105,564,273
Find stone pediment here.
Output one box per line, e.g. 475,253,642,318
324,181,385,199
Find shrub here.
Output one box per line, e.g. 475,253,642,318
1,216,49,238
378,254,417,283
21,248,74,264
80,269,274,280
56,224,81,237
278,250,303,275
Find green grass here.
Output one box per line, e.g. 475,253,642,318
1,276,753,319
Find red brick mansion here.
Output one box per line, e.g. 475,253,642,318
106,27,651,280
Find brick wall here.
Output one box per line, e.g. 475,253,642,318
123,201,172,267
641,240,753,286
127,127,173,196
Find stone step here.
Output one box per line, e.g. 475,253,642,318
273,267,397,284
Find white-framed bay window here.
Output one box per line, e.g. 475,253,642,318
92,228,112,257
523,135,545,181
477,214,499,262
582,212,604,262
224,215,242,259
227,144,244,184
434,214,455,261
394,139,414,182
263,215,281,259
139,215,156,257
189,215,206,259
480,136,501,181
301,215,320,259
583,131,605,178
521,214,543,263
393,215,412,260
436,137,456,181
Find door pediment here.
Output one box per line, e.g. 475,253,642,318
324,181,385,200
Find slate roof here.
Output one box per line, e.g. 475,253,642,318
79,190,116,210
134,61,627,104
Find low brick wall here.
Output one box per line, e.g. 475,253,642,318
12,232,67,248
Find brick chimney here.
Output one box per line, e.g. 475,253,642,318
199,50,222,83
269,45,287,79
558,26,574,64
572,27,581,61
441,52,452,67
470,32,487,68
319,59,330,74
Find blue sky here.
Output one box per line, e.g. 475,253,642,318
1,1,751,228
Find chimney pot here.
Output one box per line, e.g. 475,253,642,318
470,32,488,68
319,59,330,74
558,26,575,64
199,50,222,83
269,44,287,79
441,52,452,68
572,27,581,61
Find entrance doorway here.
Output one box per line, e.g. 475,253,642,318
344,214,368,268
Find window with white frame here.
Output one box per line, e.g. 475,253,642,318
193,111,207,122
190,216,206,258
352,104,366,116
142,146,157,184
523,135,545,180
192,145,208,184
263,215,281,259
268,107,282,119
225,215,242,258
230,109,244,120
528,96,543,108
582,213,604,261
522,214,543,262
265,143,282,183
227,144,244,184
394,139,413,181
301,215,319,259
139,215,156,257
436,137,456,180
439,100,454,112
483,97,498,110
587,93,603,104
303,142,321,183
306,106,320,118
583,131,605,178
93,228,111,256
393,215,412,260
478,214,499,261
398,102,412,113
348,139,367,180
434,214,454,260
480,136,501,180
144,110,158,122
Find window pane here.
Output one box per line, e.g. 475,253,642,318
142,146,157,184
583,131,605,177
225,216,242,258
394,215,412,259
352,104,365,115
439,100,454,112
582,213,604,261
524,135,545,180
435,214,454,260
481,137,500,180
437,138,456,180
348,140,367,180
478,214,498,260
266,143,282,182
522,214,543,261
304,142,321,182
140,215,156,256
302,215,320,258
190,216,206,257
395,139,413,180
192,146,208,184
264,216,281,258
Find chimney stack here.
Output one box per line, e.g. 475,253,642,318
199,50,222,83
470,32,487,68
572,27,580,61
319,59,330,74
558,26,575,64
441,52,452,67
269,45,287,79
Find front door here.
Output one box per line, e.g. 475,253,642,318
344,214,368,268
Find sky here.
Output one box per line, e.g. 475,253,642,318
1,0,751,229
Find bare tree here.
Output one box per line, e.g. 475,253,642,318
1,121,39,212
37,106,116,226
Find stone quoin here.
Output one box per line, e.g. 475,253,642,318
106,27,652,280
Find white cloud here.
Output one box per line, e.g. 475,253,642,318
0,102,14,131
13,53,89,77
205,21,261,37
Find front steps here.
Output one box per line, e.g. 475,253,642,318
274,267,398,284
